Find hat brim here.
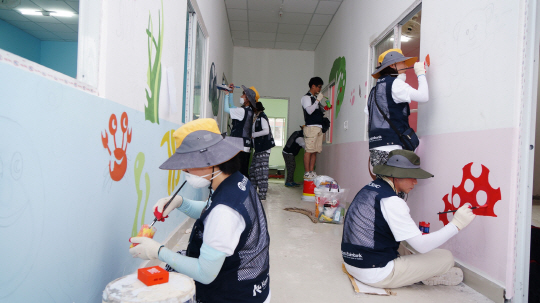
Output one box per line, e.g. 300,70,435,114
373,165,433,179
159,136,244,170
241,85,257,107
371,56,418,79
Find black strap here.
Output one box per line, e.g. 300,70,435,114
371,82,407,138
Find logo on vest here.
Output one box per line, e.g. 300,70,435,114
369,135,382,142
253,275,269,296
238,176,248,191
367,182,381,188
342,251,363,260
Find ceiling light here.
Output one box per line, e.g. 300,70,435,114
20,9,75,17
390,36,411,42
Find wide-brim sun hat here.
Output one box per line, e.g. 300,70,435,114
160,118,244,170
373,149,433,179
241,85,259,107
371,49,418,79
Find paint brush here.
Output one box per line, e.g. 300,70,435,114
437,207,479,215
150,180,187,227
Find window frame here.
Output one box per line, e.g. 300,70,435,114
365,2,422,140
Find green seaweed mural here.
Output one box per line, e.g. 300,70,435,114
144,0,164,124
328,57,346,118
132,152,151,237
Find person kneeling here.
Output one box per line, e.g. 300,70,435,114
341,150,476,288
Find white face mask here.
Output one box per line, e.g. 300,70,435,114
240,97,245,106
185,170,222,188
397,73,407,82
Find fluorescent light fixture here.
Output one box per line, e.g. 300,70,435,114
19,9,75,17
389,36,412,42
19,9,42,16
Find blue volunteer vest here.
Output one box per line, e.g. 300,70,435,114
302,92,324,126
341,178,400,268
282,130,303,156
231,107,254,148
186,172,270,303
253,112,276,153
367,76,411,149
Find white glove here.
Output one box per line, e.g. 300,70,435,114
153,195,183,221
414,61,426,76
129,237,162,260
450,204,476,230
316,93,324,102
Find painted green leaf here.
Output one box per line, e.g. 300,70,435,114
328,57,346,119
144,0,164,124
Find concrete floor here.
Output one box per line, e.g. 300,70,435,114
170,181,494,302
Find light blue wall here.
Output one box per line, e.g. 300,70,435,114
40,41,78,78
0,19,41,62
0,62,203,302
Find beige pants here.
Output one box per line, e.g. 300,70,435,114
365,249,455,289
303,126,323,153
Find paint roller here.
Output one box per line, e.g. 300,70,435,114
150,180,187,227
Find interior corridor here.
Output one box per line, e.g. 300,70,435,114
169,181,493,302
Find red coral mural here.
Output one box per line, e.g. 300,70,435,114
439,162,501,225
101,112,132,181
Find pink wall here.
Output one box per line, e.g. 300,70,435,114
317,127,516,285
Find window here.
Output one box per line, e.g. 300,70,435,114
268,118,285,146
183,1,207,122
368,4,422,138
0,1,79,78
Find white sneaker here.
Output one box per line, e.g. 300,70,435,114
311,171,317,177
421,267,463,286
304,172,311,179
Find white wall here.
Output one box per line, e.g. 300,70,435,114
232,47,315,137
98,0,234,125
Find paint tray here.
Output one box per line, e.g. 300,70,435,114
138,266,169,286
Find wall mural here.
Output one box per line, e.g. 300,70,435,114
101,112,132,181
161,129,181,195
208,62,219,116
439,162,501,225
144,0,164,124
328,56,346,118
0,117,44,299
132,152,151,237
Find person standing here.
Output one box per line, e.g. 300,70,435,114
302,76,325,179
366,49,429,168
224,83,260,178
342,150,476,288
282,126,305,187
250,101,275,201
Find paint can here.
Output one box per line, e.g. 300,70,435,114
102,272,196,303
423,222,430,234
419,221,425,233
302,179,316,202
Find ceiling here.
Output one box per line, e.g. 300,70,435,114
225,0,342,51
0,0,79,42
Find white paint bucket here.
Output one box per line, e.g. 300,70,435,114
102,272,196,303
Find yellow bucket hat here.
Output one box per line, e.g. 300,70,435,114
372,49,417,79
160,118,244,170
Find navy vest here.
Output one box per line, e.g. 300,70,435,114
367,76,411,149
187,172,270,303
253,112,275,153
282,130,304,155
231,107,254,148
302,92,324,126
341,178,400,268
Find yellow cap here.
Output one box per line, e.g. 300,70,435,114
172,118,221,149
250,86,260,102
378,49,416,67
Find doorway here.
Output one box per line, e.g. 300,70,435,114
259,97,288,178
